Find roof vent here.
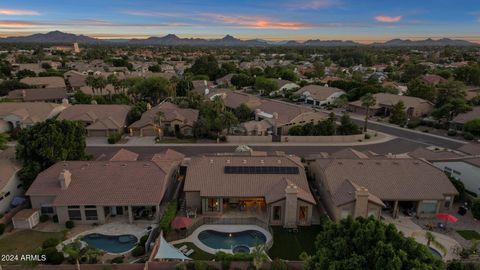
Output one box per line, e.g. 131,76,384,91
260,160,264,164
243,160,247,164
144,163,150,167
226,159,230,164
210,159,214,164
121,163,127,167
277,160,281,164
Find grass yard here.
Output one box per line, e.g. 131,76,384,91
456,230,480,240
268,225,321,260
0,230,65,265
174,242,215,261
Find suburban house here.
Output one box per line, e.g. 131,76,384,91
20,76,66,89
129,102,199,137
192,80,214,96
209,91,327,135
0,102,69,133
309,156,458,221
184,151,317,228
348,93,434,118
0,148,22,214
451,107,480,130
215,74,234,87
420,74,447,85
294,85,346,107
270,79,300,96
7,87,68,103
64,70,87,91
26,148,184,225
57,104,131,137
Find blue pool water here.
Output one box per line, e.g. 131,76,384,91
429,247,442,258
82,233,138,253
198,230,266,250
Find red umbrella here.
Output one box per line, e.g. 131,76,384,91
171,216,193,230
436,213,458,223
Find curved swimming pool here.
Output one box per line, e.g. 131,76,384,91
198,230,267,250
82,233,138,253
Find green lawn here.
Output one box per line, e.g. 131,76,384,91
0,230,65,265
268,226,321,260
174,242,215,261
456,230,480,240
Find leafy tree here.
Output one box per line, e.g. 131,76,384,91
455,64,480,86
73,91,93,104
464,119,480,137
148,64,161,73
303,217,443,270
436,80,466,108
217,111,238,134
231,73,255,89
471,199,480,220
16,69,37,79
406,79,436,102
175,78,193,97
360,93,376,131
0,80,30,96
16,119,88,189
129,77,172,104
234,104,253,122
0,133,7,150
255,77,278,95
337,114,362,135
432,98,471,121
401,63,427,83
189,55,220,80
389,101,408,126
192,117,211,138
127,101,148,125
279,69,299,82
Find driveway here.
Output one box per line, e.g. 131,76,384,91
384,216,460,261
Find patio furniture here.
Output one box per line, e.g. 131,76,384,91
185,249,195,256
178,245,188,252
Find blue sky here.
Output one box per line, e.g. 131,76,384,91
0,0,479,43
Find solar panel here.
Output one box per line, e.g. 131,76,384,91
224,166,299,174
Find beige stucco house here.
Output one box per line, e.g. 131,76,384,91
184,151,317,228
0,148,22,214
26,148,184,225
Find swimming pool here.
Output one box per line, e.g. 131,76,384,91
198,229,267,250
82,233,138,254
429,247,442,258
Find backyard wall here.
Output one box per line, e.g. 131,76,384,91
226,135,273,143
227,134,364,143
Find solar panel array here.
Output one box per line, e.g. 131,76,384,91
224,166,299,174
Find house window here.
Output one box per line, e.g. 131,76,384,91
41,205,55,215
85,209,98,221
444,197,452,208
298,206,308,222
419,201,437,214
207,198,220,212
68,206,82,220
273,206,281,221
340,208,351,219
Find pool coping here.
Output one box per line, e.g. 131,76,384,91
170,224,273,255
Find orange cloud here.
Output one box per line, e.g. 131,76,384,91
0,20,36,28
375,15,402,23
206,14,313,29
0,8,40,16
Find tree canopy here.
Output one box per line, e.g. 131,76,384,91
303,217,443,270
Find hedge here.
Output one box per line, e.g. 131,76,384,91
160,200,178,233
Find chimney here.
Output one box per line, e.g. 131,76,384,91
284,182,298,228
354,187,369,218
59,169,72,190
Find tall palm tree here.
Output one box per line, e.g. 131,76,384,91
425,231,435,247
360,93,376,132
85,75,96,96
219,111,238,135
251,245,268,270
154,110,164,137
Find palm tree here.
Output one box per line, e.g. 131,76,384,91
85,75,96,96
251,245,268,270
219,111,238,135
424,231,447,256
211,96,225,114
154,110,164,137
425,231,435,247
360,93,376,132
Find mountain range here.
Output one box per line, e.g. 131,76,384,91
0,31,478,47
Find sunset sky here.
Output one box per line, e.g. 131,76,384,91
0,0,479,43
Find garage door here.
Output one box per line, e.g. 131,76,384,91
88,130,108,137
141,128,156,136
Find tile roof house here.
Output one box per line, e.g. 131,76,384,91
420,74,447,85
0,148,22,214
348,93,434,118
451,107,480,129
209,91,327,135
309,157,458,221
57,104,131,137
20,76,66,89
26,148,184,224
128,102,199,137
184,151,316,228
0,102,69,133
294,85,345,107
8,87,67,103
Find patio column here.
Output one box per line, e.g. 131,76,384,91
128,206,133,224
392,200,399,219
155,205,160,220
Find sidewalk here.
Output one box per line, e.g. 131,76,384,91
86,132,395,147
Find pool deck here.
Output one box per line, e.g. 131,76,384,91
170,224,272,255
59,222,155,255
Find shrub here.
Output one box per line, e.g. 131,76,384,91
111,256,124,264
463,132,475,141
214,251,253,261
65,220,75,229
139,235,149,248
131,246,145,257
53,215,59,223
0,223,5,235
42,238,60,249
364,133,371,140
194,261,208,270
108,132,122,144
447,129,458,136
271,258,288,270
159,200,178,233
40,214,50,223
472,199,480,220
407,119,421,129
44,247,64,264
